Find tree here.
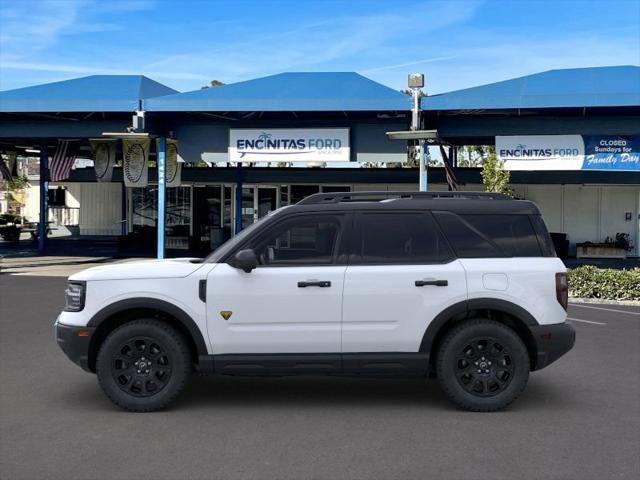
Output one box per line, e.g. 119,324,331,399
457,145,495,167
5,175,30,215
201,79,225,89
481,151,512,196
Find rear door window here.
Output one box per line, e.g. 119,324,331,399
433,211,502,258
352,212,454,264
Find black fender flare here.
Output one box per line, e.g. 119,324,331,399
419,298,538,353
87,298,208,356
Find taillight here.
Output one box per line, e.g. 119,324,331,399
555,272,568,311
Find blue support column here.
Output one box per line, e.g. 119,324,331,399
419,140,428,192
157,137,166,259
234,162,243,235
38,145,48,254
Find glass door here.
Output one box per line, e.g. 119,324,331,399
241,187,255,230
257,186,278,219
233,185,280,233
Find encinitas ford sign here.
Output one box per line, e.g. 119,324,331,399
497,135,640,171
497,135,585,170
229,128,350,162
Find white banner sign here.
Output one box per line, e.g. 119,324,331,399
229,128,350,163
90,139,116,182
123,138,150,187
496,135,585,170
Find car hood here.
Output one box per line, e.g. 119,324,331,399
69,258,205,281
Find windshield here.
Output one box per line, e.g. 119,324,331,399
203,206,290,263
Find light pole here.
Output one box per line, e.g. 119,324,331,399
408,73,427,191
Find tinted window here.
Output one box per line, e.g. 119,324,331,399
354,212,453,264
434,211,542,258
252,215,341,266
461,215,541,257
433,211,502,258
531,215,556,257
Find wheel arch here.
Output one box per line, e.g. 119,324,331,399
420,298,539,369
86,298,208,373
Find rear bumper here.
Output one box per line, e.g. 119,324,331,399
55,319,95,373
530,322,576,371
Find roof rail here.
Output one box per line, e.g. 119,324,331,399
297,191,511,205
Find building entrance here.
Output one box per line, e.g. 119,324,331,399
235,185,280,230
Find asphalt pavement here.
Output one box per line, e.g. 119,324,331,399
1,274,638,480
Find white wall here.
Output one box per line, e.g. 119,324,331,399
516,184,639,256
23,182,40,222
77,182,122,235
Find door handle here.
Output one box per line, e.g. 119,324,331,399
415,279,448,287
298,280,331,288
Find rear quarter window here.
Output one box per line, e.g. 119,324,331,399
531,214,557,257
433,212,542,258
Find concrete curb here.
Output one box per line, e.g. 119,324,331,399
569,297,640,306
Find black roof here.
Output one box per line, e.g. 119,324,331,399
288,191,541,215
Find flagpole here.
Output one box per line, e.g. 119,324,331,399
38,144,48,254
408,73,427,192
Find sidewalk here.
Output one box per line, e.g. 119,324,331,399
0,255,144,277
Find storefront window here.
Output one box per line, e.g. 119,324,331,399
166,187,191,250
321,185,351,193
290,185,320,204
131,187,157,229
130,186,191,251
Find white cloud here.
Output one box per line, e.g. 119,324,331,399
361,56,459,74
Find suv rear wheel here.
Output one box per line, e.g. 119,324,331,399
436,319,529,412
96,319,191,412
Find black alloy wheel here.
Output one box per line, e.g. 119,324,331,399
96,319,191,412
110,336,173,398
454,336,514,397
436,319,529,412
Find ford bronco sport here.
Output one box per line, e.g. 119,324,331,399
56,191,575,412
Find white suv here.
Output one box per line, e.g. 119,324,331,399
56,191,575,412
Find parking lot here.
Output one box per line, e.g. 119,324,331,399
1,274,638,480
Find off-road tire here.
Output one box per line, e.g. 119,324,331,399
96,319,191,412
436,319,529,412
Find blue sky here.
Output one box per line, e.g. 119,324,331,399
0,0,638,94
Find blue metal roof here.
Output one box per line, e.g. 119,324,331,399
145,72,411,112
0,75,178,113
422,66,640,111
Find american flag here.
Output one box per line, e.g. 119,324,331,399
49,140,78,182
439,145,458,191
0,157,12,181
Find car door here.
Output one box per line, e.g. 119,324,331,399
342,211,467,353
206,213,347,355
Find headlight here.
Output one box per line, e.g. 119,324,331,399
64,281,86,312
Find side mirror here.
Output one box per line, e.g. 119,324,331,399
231,249,258,273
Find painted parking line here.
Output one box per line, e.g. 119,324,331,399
569,303,640,317
567,317,607,326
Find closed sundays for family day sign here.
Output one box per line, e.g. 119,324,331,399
229,128,350,162
496,135,640,171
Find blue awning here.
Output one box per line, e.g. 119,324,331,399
0,75,178,113
145,72,411,112
422,66,640,111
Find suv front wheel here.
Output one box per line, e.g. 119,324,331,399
436,319,529,412
96,319,191,412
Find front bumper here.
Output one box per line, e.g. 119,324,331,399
55,319,95,373
530,321,576,371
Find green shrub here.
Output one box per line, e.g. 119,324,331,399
568,266,640,301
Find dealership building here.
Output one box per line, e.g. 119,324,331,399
0,66,638,258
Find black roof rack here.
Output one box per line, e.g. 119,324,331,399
297,191,511,205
